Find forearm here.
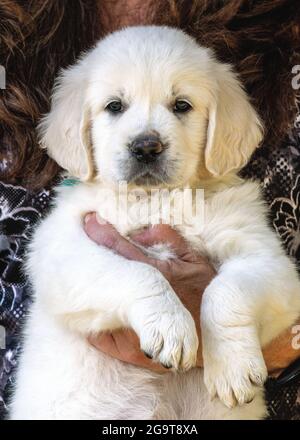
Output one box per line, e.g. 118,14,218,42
263,321,300,375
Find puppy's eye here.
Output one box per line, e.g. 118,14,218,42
105,100,123,114
174,99,192,114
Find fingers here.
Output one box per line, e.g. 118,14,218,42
84,213,174,277
89,332,122,359
84,213,149,263
88,330,169,373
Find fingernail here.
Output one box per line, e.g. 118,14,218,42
84,213,94,224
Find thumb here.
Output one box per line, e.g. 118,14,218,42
84,213,150,263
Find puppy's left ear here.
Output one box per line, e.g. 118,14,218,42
205,63,263,176
38,63,94,181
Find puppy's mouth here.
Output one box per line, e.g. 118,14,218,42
117,157,177,187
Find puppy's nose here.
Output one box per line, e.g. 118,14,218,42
129,134,163,164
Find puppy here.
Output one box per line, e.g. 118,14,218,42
10,26,300,419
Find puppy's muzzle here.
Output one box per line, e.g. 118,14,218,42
129,133,164,164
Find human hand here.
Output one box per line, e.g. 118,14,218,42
84,213,216,372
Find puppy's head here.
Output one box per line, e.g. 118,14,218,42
39,26,263,187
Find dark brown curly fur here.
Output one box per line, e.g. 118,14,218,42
1,0,299,189
0,0,100,189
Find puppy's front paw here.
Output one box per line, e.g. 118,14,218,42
203,334,267,408
129,290,198,371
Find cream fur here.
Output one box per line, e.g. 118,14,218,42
10,26,300,420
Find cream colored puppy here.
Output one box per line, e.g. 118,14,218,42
10,26,300,419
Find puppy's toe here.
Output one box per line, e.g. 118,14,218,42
139,306,198,371
204,343,267,408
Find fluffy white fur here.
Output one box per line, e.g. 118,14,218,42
10,26,300,420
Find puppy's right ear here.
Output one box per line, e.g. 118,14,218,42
39,63,94,181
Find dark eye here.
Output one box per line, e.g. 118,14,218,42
105,100,123,113
174,99,192,114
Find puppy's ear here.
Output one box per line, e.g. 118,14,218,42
205,63,263,176
39,64,94,181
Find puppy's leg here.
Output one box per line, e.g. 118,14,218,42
28,216,198,371
201,254,300,409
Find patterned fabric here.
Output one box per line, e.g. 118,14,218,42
242,115,300,270
0,184,52,418
241,114,300,419
0,116,300,419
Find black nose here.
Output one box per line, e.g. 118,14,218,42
129,134,163,163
